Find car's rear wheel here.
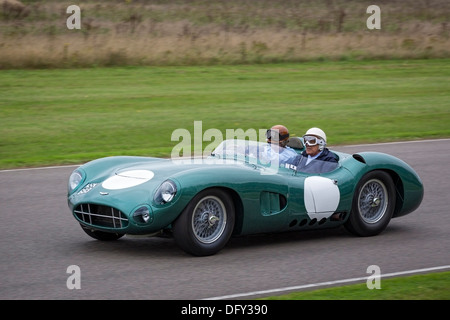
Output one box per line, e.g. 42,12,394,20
80,224,124,241
173,188,235,256
345,170,396,237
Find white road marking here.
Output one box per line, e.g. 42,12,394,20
0,164,80,173
203,265,450,300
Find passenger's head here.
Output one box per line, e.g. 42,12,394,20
303,127,327,156
266,125,290,147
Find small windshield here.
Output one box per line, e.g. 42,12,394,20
211,139,339,174
211,139,296,167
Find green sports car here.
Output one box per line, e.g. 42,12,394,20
67,138,423,256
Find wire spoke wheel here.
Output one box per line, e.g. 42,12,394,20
192,196,227,244
358,179,388,224
345,170,395,237
173,188,235,256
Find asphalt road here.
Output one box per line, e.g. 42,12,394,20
1,139,449,300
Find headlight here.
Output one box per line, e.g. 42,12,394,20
68,169,84,194
133,206,152,223
154,180,177,204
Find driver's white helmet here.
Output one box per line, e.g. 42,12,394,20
304,127,327,143
303,127,327,151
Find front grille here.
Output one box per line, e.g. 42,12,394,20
74,204,128,229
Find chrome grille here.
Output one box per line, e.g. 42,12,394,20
74,204,128,229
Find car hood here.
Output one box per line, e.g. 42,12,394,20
77,155,265,192
69,155,272,213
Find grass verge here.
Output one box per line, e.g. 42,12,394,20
1,59,449,169
260,271,450,300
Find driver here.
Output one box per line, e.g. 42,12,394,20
286,127,338,173
263,125,298,165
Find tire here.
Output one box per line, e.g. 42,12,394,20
344,170,396,237
80,224,124,241
173,188,235,256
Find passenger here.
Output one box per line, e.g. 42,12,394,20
263,125,298,165
286,127,338,173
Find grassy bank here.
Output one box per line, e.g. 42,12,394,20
0,0,449,68
1,59,449,169
260,271,450,300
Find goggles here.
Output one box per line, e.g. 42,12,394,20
266,129,289,142
303,135,323,146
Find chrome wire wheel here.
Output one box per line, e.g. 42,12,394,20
357,178,388,224
191,195,227,244
345,170,395,237
173,188,235,256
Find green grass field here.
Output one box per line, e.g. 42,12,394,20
0,59,449,169
260,271,450,300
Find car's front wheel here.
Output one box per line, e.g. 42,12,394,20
173,188,235,256
345,170,396,237
80,224,124,241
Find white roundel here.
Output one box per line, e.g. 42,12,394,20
304,176,340,219
102,170,154,190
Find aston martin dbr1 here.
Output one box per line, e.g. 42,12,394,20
67,138,423,256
